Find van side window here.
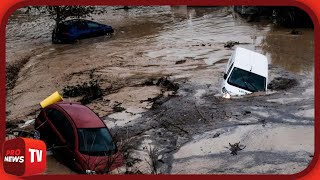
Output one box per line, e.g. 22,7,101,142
227,62,234,75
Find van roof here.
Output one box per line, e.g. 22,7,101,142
233,47,268,77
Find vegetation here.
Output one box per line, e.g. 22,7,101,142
62,79,103,104
273,7,313,28
235,6,313,28
268,77,298,91
228,142,246,156
28,6,96,26
46,6,95,25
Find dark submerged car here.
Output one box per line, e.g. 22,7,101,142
35,102,123,174
52,19,114,44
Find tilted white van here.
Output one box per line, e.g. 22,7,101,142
221,47,268,97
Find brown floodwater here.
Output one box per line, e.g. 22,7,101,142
5,6,314,174
6,6,314,74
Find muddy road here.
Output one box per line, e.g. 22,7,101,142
6,6,314,174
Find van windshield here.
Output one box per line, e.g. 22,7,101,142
78,128,116,156
227,67,266,92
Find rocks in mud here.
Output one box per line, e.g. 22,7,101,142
228,142,246,155
63,79,103,104
268,77,298,91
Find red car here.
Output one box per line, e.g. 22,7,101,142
35,102,123,174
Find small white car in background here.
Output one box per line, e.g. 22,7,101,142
221,47,268,97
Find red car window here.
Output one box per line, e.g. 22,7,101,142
46,109,75,148
77,128,116,156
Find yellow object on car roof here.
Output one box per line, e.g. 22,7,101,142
40,91,63,108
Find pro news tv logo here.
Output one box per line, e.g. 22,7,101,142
2,138,46,176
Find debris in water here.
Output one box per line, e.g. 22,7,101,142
156,77,179,92
142,77,179,92
228,142,246,155
17,120,25,124
6,129,40,139
224,41,239,48
268,77,298,91
175,60,186,64
213,133,220,138
290,29,302,35
243,111,251,115
142,78,156,86
113,103,126,112
63,79,103,104
6,121,18,130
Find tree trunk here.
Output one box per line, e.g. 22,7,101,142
54,6,61,26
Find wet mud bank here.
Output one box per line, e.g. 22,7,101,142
106,64,314,174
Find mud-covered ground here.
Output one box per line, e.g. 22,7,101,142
6,6,314,174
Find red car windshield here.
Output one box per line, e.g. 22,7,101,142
78,128,116,156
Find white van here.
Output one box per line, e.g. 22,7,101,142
221,47,268,96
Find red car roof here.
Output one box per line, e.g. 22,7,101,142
54,102,106,129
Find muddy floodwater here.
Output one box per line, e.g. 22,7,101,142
6,6,314,174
